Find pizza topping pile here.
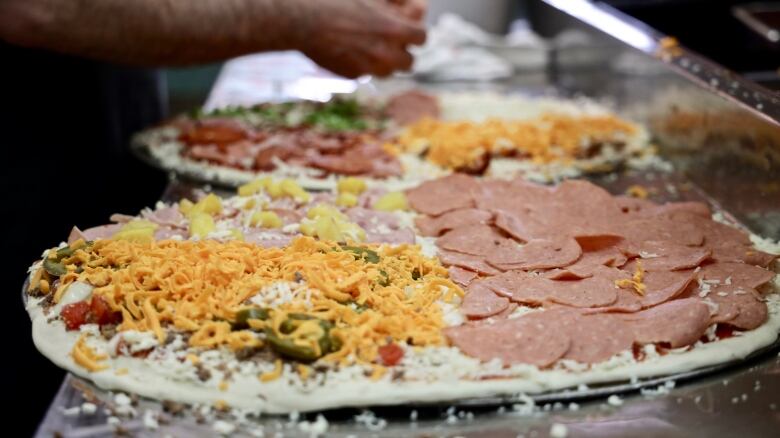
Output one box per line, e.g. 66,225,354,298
30,236,462,373
386,114,642,172
65,177,415,255
407,174,778,366
175,92,439,178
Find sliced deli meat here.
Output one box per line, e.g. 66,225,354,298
405,174,478,216
437,249,502,276
415,208,493,237
622,298,711,348
460,282,510,319
436,224,509,256
698,261,776,291
560,312,635,363
445,311,571,367
486,237,582,271
621,241,712,271
483,271,618,308
449,266,479,287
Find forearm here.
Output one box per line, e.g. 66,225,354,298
0,0,310,66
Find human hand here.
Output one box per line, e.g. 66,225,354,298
288,0,426,78
385,0,427,21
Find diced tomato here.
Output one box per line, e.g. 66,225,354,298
60,301,90,330
378,343,404,366
89,296,121,326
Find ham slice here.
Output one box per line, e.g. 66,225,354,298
244,230,293,248
142,206,185,228
346,207,415,245
81,224,122,241
67,227,88,245
415,209,493,237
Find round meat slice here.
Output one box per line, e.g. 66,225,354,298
618,216,705,247
706,287,768,330
384,90,440,126
560,313,634,363
623,241,711,271
623,298,711,348
406,174,478,216
437,249,502,276
415,209,493,237
493,209,541,243
445,312,571,367
449,266,478,287
460,282,510,319
484,271,618,308
437,224,509,256
668,211,752,247
651,201,711,218
579,266,696,313
487,237,582,271
698,261,776,291
709,244,778,268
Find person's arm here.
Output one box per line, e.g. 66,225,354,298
0,0,425,77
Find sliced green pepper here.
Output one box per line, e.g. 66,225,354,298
43,258,67,277
340,245,380,264
378,269,390,287
264,331,320,362
233,307,269,329
267,317,341,362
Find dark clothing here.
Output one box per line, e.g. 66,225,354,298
1,42,168,435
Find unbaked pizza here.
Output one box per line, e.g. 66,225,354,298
25,175,779,413
134,91,661,189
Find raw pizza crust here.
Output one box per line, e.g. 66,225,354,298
134,92,662,189
27,258,779,414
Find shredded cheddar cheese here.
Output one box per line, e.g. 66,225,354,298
260,359,284,382
626,184,650,199
50,236,461,367
387,114,639,170
615,261,646,296
72,334,109,372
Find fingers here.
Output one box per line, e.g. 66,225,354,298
386,0,427,22
365,0,426,46
365,42,415,77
